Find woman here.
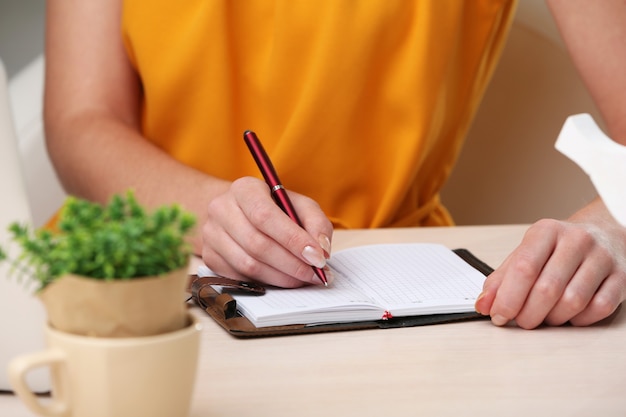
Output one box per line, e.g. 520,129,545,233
44,0,626,329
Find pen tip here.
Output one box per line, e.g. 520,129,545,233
324,281,328,287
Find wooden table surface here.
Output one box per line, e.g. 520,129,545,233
3,225,625,417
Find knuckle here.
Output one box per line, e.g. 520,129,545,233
565,227,595,251
243,232,272,258
599,250,615,269
589,292,619,319
532,276,562,301
285,230,306,252
534,217,557,229
232,176,256,190
508,255,540,282
560,288,589,313
530,218,561,235
247,200,274,228
206,199,225,222
236,254,262,279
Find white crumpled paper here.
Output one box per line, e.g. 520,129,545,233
555,113,626,226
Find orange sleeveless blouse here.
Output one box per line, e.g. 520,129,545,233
122,0,516,228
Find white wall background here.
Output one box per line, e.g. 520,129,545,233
0,0,601,226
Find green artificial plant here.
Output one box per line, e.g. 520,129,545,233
0,191,196,291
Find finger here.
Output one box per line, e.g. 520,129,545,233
488,220,559,326
543,248,612,326
290,193,334,258
474,270,503,315
206,193,323,286
202,230,310,288
227,220,325,286
203,201,312,287
475,250,520,315
233,178,329,271
568,272,625,326
513,236,586,329
203,183,319,287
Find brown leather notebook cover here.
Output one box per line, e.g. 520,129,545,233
188,249,492,338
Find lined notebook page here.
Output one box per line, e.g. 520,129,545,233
230,243,486,327
231,275,384,327
329,243,485,312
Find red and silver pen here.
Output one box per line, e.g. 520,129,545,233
243,130,328,286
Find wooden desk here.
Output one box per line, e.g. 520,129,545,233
3,225,626,416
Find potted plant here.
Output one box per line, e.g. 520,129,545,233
0,191,196,337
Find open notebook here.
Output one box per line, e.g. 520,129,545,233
191,243,492,337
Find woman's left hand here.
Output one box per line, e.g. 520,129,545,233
475,199,626,329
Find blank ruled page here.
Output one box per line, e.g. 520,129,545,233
327,243,485,313
230,271,384,327
228,243,486,327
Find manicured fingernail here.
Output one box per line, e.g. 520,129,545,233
324,268,334,285
302,245,326,269
491,314,508,326
474,292,486,315
319,234,332,258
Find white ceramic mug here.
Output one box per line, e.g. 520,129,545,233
8,313,201,417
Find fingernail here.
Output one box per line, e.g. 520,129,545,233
491,314,508,326
302,245,326,269
324,268,334,285
319,234,332,258
474,292,485,315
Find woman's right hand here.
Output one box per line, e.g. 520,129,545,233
201,177,334,288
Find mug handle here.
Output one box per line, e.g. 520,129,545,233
8,349,71,417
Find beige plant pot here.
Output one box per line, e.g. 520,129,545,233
38,264,190,337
